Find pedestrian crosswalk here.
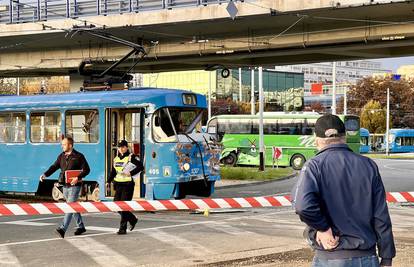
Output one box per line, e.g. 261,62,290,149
0,246,21,267
0,210,308,266
66,237,136,267
0,207,412,266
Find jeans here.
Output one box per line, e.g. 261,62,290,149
60,185,84,232
312,256,380,267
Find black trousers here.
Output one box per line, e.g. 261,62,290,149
114,182,137,230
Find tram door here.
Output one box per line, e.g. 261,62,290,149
105,108,145,198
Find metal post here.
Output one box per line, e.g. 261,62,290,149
208,71,212,120
129,0,132,12
251,68,255,115
74,0,78,16
343,86,347,115
258,67,265,171
238,67,242,102
44,0,48,19
9,0,13,24
17,77,20,96
16,0,20,22
332,62,337,115
96,0,100,15
66,0,70,18
386,88,390,156
37,0,41,20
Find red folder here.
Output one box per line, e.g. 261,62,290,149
65,170,82,184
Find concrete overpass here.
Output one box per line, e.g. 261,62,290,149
1,0,414,78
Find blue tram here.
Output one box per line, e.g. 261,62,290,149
0,88,221,200
385,128,414,153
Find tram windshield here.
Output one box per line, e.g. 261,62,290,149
152,107,205,142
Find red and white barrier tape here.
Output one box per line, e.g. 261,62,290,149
0,192,413,216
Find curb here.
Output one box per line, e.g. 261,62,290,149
216,172,298,190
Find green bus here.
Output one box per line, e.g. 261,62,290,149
206,112,360,170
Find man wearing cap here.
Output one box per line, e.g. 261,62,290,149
292,114,395,267
107,140,144,235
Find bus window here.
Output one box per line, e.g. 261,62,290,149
264,119,278,134
229,119,251,134
65,110,99,143
0,112,26,143
279,119,301,135
302,119,315,135
30,112,61,143
344,116,360,131
207,118,217,134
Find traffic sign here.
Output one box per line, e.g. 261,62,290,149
272,147,282,160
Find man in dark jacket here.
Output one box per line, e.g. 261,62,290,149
40,137,90,238
292,114,395,267
107,140,144,235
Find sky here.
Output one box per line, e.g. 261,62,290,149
373,57,414,72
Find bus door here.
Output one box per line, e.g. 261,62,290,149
105,108,145,198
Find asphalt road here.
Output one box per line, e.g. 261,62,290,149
0,158,413,266
213,158,414,198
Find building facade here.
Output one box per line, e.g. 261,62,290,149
141,69,305,111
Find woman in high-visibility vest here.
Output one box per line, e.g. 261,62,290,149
107,140,144,235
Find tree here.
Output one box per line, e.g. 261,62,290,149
347,76,414,128
309,102,326,113
360,100,390,134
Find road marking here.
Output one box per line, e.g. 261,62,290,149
87,226,119,233
66,237,135,267
0,210,291,247
3,221,54,226
142,229,212,257
0,246,21,267
206,221,255,235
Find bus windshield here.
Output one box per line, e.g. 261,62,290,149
152,107,205,142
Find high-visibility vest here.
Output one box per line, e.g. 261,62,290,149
114,156,132,182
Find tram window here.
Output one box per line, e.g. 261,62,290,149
396,137,402,146
30,112,61,143
124,112,141,142
152,108,203,142
0,112,26,143
65,110,99,143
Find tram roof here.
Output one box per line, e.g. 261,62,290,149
0,88,206,110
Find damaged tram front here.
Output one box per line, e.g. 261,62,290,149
146,92,221,199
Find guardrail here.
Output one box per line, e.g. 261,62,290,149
0,0,232,24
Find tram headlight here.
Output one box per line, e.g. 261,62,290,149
183,163,191,172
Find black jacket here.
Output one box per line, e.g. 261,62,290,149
44,149,90,186
292,144,396,266
108,151,144,184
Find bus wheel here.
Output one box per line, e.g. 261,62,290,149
222,152,238,166
52,183,63,202
290,154,306,170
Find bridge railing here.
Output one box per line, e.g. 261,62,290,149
0,0,232,24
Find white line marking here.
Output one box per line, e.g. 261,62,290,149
86,226,119,233
207,221,255,235
142,229,212,257
66,237,135,267
3,221,54,227
0,210,293,248
0,246,21,267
